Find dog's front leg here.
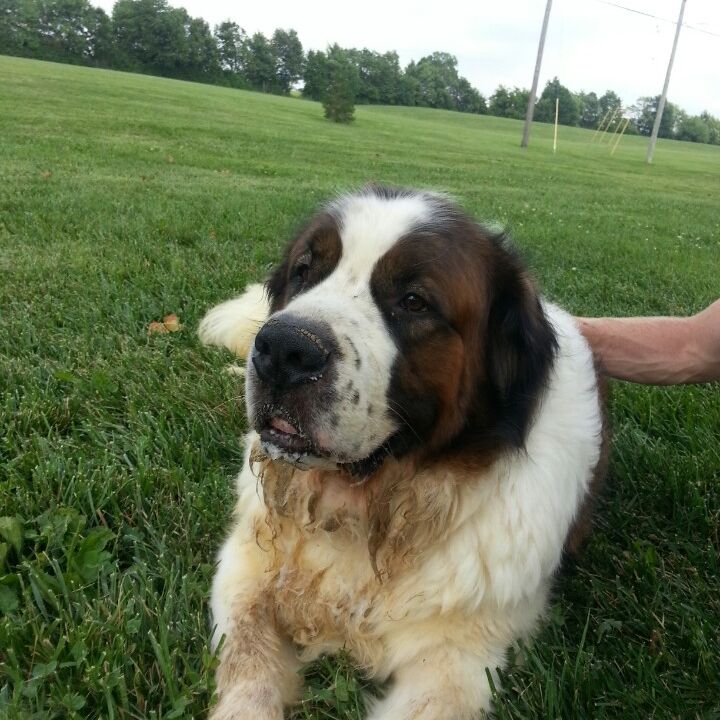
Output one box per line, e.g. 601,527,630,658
210,536,301,720
367,643,505,720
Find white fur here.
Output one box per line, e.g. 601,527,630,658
209,307,601,719
198,283,269,359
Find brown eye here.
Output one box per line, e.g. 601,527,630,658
400,293,428,312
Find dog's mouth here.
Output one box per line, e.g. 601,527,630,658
258,413,334,470
260,416,315,455
258,413,390,479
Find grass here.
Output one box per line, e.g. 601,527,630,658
0,55,718,719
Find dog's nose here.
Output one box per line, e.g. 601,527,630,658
252,319,330,389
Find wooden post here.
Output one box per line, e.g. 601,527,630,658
553,98,559,153
521,0,553,148
646,0,687,164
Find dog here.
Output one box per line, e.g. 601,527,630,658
199,185,608,720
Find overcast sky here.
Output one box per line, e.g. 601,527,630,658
94,0,720,116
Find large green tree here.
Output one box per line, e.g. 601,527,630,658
454,77,486,114
112,0,188,75
302,49,328,100
535,77,579,126
348,48,402,105
185,16,218,79
598,90,622,118
489,85,528,119
635,95,679,138
576,90,601,128
699,111,720,145
241,32,276,92
405,52,458,110
676,115,711,144
214,20,245,84
322,45,358,123
0,0,111,64
271,28,303,94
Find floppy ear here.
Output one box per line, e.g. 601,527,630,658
265,254,291,313
485,238,558,447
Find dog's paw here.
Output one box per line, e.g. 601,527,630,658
209,683,283,720
198,283,269,358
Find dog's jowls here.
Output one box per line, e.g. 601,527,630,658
199,186,607,720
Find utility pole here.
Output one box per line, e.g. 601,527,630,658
646,0,687,164
521,0,553,148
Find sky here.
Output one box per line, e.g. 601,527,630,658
94,0,720,116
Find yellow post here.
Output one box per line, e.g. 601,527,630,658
591,107,612,143
610,118,630,156
598,108,619,144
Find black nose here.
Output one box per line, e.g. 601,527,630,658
252,319,330,390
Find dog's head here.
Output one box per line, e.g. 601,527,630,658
247,186,557,476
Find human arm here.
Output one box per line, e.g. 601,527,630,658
576,300,720,384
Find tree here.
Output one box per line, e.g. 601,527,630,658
241,32,276,92
598,90,622,118
635,95,679,138
271,28,303,94
489,85,512,117
302,49,328,100
405,52,458,109
699,111,720,145
576,90,600,128
507,87,529,119
214,21,245,75
322,46,358,123
535,77,579,126
490,86,531,120
454,77,486,114
89,6,114,66
345,48,403,105
184,16,218,79
676,115,711,144
112,0,189,76
12,0,110,64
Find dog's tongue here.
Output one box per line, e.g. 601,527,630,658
270,417,300,436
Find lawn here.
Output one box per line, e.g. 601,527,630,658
0,55,718,719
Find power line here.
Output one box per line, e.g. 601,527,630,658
590,0,720,38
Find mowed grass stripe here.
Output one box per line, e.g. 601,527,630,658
0,56,718,719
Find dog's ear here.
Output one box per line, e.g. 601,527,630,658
485,237,558,447
265,253,292,313
265,211,342,313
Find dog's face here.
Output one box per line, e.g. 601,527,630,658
246,186,557,475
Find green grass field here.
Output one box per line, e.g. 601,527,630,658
0,55,718,719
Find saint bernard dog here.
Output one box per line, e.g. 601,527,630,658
198,185,608,720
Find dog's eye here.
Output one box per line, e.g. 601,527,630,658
400,293,428,312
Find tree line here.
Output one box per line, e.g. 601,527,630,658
498,78,720,146
1,0,718,142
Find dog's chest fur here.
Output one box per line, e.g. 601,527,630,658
252,454,474,665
